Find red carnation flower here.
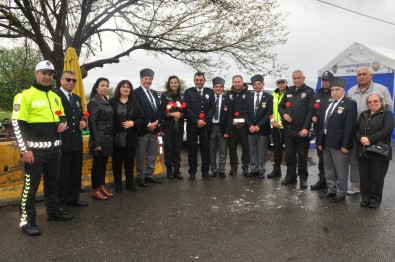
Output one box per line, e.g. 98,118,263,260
55,110,62,116
234,111,240,117
269,115,273,119
181,102,187,109
199,113,205,119
83,112,90,118
285,101,291,108
172,102,177,108
314,102,320,109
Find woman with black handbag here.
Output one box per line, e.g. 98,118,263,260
355,92,394,208
110,80,145,193
88,77,114,200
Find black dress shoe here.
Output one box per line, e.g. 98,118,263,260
281,179,297,185
229,170,237,176
219,172,226,178
361,201,369,207
310,178,327,190
145,177,163,184
66,199,89,207
267,170,281,178
174,173,184,180
330,195,345,202
188,174,196,181
246,172,257,177
210,171,218,178
242,168,249,176
320,191,336,198
258,172,265,179
47,209,73,221
126,184,137,192
22,221,41,236
202,173,212,180
300,180,308,188
138,180,148,187
369,202,380,208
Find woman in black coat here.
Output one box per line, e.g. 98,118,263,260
160,75,185,179
110,80,145,193
88,77,114,200
355,92,394,208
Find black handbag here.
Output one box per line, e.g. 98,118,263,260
364,142,390,160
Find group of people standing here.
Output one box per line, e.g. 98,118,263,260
12,60,394,237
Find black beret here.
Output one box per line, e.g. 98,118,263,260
251,74,264,84
140,68,155,78
212,77,225,86
330,77,347,88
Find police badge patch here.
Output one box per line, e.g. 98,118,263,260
262,102,267,108
242,94,246,99
54,98,59,106
205,94,209,99
230,94,233,100
224,106,228,111
301,93,306,98
14,104,20,112
337,107,344,114
76,101,80,108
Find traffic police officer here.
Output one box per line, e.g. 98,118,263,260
12,60,73,236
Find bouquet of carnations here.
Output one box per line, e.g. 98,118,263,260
166,100,186,132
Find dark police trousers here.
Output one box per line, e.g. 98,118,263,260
20,149,60,226
284,130,310,181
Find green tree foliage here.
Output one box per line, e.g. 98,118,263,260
0,0,288,81
0,45,42,111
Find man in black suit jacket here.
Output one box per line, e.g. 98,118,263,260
244,74,273,179
56,70,88,207
134,68,162,187
316,77,357,202
184,72,216,180
209,77,233,178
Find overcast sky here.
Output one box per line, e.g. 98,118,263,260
81,0,395,92
6,0,393,93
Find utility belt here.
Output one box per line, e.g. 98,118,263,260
233,118,245,128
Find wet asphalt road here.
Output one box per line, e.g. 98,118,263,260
1,146,395,261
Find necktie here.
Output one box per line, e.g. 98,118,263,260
324,100,337,132
146,90,157,112
214,95,220,120
199,90,203,98
68,93,73,105
254,93,260,115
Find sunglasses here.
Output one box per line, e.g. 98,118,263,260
63,78,77,83
277,80,286,84
367,100,379,104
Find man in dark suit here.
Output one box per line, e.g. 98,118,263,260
209,77,233,178
316,77,357,202
244,75,273,179
134,68,162,187
184,72,216,181
56,70,88,207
